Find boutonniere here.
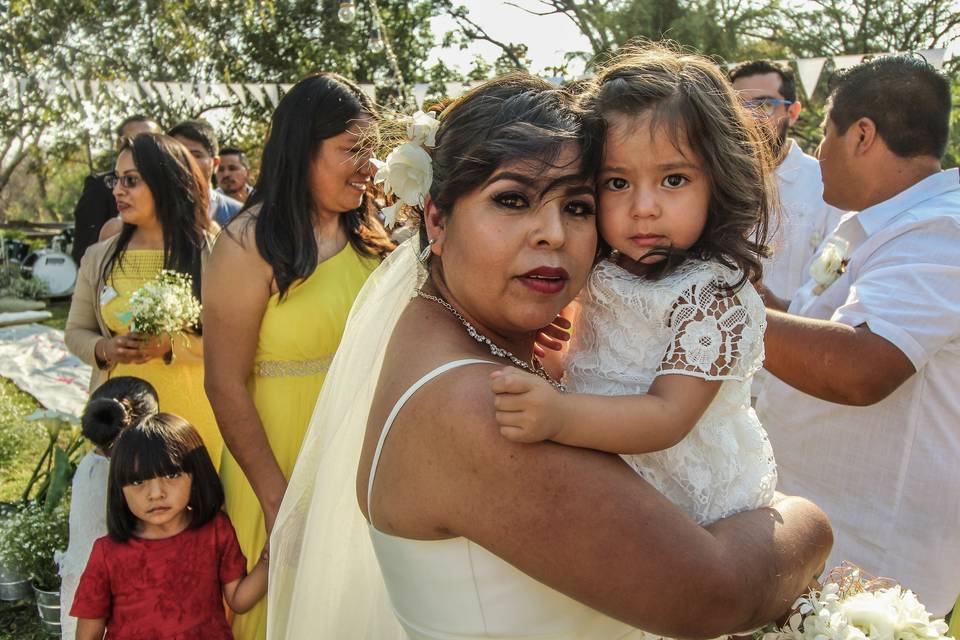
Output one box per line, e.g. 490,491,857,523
809,240,849,295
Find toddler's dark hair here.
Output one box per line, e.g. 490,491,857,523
107,413,223,542
582,42,774,288
82,376,159,452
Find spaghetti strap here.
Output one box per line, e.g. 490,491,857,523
367,359,494,528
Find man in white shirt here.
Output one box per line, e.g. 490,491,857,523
757,55,959,614
730,60,843,301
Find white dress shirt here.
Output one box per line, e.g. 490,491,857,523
764,140,844,300
757,168,960,614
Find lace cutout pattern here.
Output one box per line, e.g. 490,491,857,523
658,277,765,381
565,259,776,525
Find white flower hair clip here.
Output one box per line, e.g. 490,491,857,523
372,110,440,229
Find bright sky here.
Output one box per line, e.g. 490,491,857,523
427,1,594,77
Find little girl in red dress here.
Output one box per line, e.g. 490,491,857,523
72,413,268,640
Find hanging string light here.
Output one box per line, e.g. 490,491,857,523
365,0,407,99
337,2,357,24
368,26,385,54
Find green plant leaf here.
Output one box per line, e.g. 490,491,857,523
43,448,70,514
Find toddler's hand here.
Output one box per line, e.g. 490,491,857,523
489,367,564,443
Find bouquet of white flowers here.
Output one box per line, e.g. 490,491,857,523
763,565,951,640
128,270,201,336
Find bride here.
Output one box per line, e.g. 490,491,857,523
268,72,832,639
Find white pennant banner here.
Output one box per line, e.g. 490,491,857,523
795,56,828,100
918,49,946,69
44,78,60,96
63,79,79,101
211,83,231,101
228,83,247,102
244,83,266,106
411,83,429,108
2,46,948,113
164,82,183,102
178,82,196,103
832,54,864,71
263,83,279,107
122,81,141,100
139,80,157,101
152,82,172,102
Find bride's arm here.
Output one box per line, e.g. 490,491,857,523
377,365,832,639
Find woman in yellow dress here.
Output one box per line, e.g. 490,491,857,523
65,133,222,466
203,73,392,640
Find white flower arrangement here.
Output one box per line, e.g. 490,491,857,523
809,239,849,295
373,110,440,229
127,270,201,336
762,565,951,640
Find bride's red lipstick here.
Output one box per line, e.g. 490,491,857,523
517,266,569,294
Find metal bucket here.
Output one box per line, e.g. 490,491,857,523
33,584,61,636
0,558,30,601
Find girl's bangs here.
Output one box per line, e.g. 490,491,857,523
113,431,185,486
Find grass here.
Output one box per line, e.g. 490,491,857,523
38,299,69,332
0,379,57,640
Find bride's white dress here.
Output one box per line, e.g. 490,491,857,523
266,241,773,639
565,259,777,524
367,359,648,640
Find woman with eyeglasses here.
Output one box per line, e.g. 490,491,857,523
65,132,224,467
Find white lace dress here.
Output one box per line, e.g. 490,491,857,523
565,259,777,525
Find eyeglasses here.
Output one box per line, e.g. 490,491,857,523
104,173,142,190
742,98,794,117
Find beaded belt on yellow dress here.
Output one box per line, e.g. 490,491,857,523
254,356,333,378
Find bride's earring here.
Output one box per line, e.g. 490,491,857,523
418,238,436,264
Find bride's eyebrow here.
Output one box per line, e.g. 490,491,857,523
485,171,594,199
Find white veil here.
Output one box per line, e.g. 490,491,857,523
267,237,422,639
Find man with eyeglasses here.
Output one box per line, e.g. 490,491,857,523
729,60,843,302
70,115,160,264
757,55,959,616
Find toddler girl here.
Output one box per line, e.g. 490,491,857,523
491,46,778,525
72,413,267,640
60,376,159,640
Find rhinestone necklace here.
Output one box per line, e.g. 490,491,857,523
416,289,566,392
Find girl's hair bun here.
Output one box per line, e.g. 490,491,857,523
82,397,130,448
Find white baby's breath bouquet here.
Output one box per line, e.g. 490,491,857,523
762,564,951,640
128,270,201,336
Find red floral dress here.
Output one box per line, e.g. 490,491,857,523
71,512,247,639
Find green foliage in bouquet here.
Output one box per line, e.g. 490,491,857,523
0,502,69,591
128,270,201,336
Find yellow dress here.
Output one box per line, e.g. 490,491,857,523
220,243,378,640
948,594,958,638
101,250,223,467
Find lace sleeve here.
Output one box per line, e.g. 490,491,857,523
656,272,765,381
